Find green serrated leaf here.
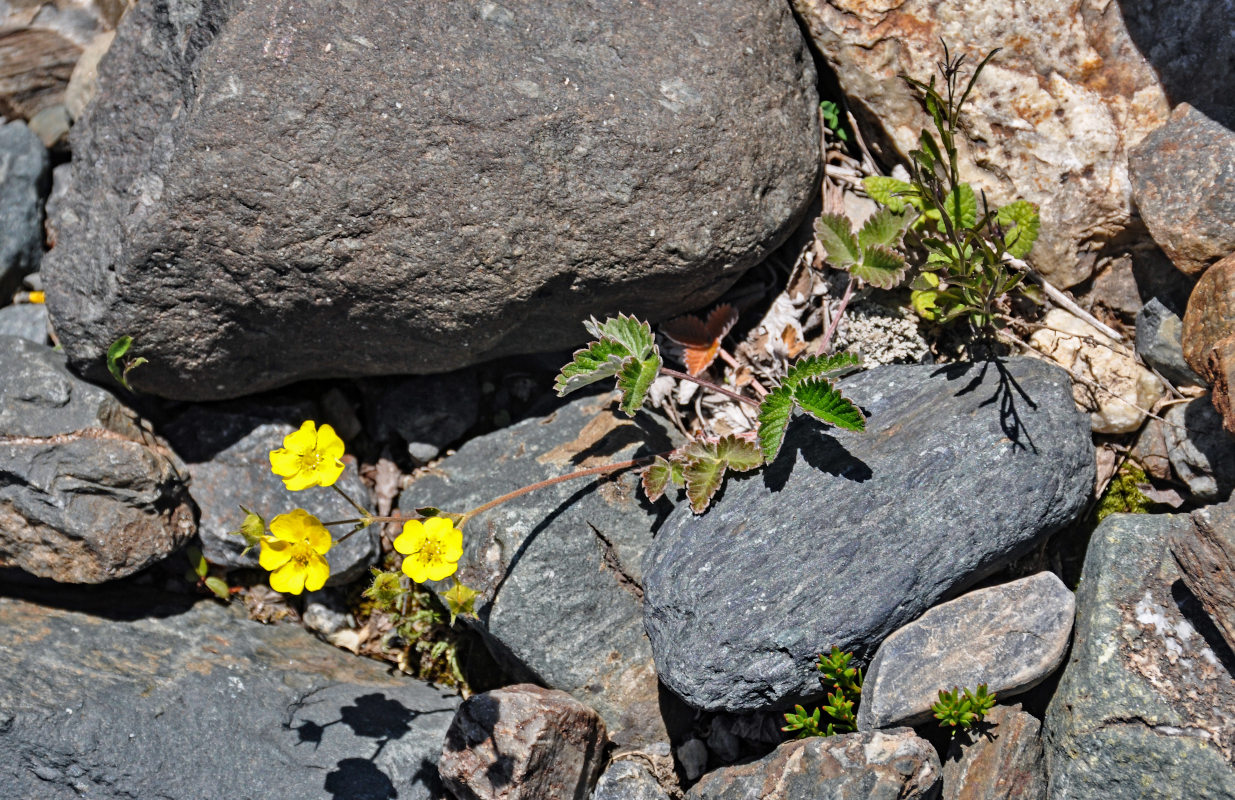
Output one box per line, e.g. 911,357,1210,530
782,353,861,392
852,245,908,289
588,314,655,360
554,338,629,396
715,434,764,472
793,378,865,432
995,200,1040,258
642,456,675,502
616,352,661,416
941,183,977,230
682,445,725,514
857,207,911,250
863,176,914,213
756,386,794,462
814,213,861,268
204,576,230,601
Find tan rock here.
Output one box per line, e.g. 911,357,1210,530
64,29,114,120
1030,308,1164,433
1183,252,1235,433
792,0,1183,288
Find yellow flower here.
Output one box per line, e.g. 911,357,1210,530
28,291,45,304
269,421,346,491
259,509,332,594
394,517,463,583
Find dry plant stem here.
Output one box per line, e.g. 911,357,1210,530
846,109,880,175
458,456,654,521
332,483,373,518
1004,254,1124,342
816,276,856,356
660,366,761,408
718,348,768,397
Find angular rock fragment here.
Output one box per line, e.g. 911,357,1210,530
440,684,607,800
644,358,1093,712
362,371,479,463
1164,398,1235,502
943,704,1047,800
1137,298,1204,388
0,119,49,299
1182,252,1235,433
0,336,194,582
1044,513,1235,799
1171,499,1235,653
857,572,1074,730
592,760,671,800
0,302,48,344
685,728,940,799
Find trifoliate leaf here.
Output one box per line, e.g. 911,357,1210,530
715,434,764,472
554,338,629,396
857,207,912,250
585,314,656,360
682,445,725,514
641,456,683,502
852,245,908,289
862,176,914,213
814,213,861,268
782,353,861,391
204,576,230,601
616,352,662,416
756,386,794,462
940,183,977,231
793,378,865,432
995,200,1040,259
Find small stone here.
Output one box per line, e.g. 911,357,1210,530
1044,513,1235,798
857,572,1074,730
302,590,355,637
1130,104,1235,277
1030,308,1165,433
1137,298,1205,387
942,704,1047,800
705,717,742,763
592,761,670,800
676,738,709,781
363,371,479,463
1090,257,1143,322
27,103,70,150
0,303,48,344
1182,252,1235,433
0,120,49,299
440,684,607,800
1170,499,1235,653
1164,398,1235,502
685,729,940,800
0,336,195,582
1131,416,1172,481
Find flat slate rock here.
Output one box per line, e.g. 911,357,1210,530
399,392,681,750
44,0,820,400
0,335,195,583
644,358,1094,712
942,704,1047,800
1137,298,1204,388
1044,513,1235,799
685,728,940,800
0,594,461,800
858,572,1074,730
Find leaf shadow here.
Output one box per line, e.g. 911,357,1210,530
759,416,872,494
932,357,1039,453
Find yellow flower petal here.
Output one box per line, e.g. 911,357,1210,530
315,457,345,488
259,536,292,570
401,553,431,583
303,553,330,592
423,516,454,538
282,421,318,454
281,469,319,492
269,510,304,543
307,521,333,554
269,561,308,594
269,448,302,477
439,534,463,563
316,424,346,460
393,521,426,555
423,558,460,582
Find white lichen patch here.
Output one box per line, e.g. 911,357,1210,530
833,302,930,368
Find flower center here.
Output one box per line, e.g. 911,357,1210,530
299,451,325,471
418,539,444,562
289,541,315,567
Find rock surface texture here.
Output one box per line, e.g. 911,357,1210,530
857,572,1074,730
44,0,821,399
1130,104,1235,277
592,760,671,800
0,594,461,799
1137,298,1204,388
1164,398,1235,503
1044,513,1235,799
644,357,1094,712
942,704,1048,800
685,728,941,799
1183,253,1235,433
0,336,195,582
400,392,679,750
788,0,1235,287
439,684,607,800
1170,500,1235,654
0,302,49,344
0,120,49,299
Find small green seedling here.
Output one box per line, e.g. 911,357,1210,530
932,684,996,732
782,647,864,739
820,100,851,143
106,335,148,392
184,545,230,601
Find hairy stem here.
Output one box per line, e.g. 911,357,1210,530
659,366,761,408
816,276,856,356
332,483,373,519
460,456,652,523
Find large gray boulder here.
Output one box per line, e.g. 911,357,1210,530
1044,513,1235,799
44,0,820,400
0,335,195,583
399,392,681,751
644,358,1094,712
0,594,460,800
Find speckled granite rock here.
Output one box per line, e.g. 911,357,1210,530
1044,513,1235,799
0,594,461,800
644,358,1094,712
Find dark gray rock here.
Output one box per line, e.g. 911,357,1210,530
1171,499,1235,654
1164,397,1235,502
0,335,195,582
592,761,670,800
1044,513,1235,798
644,357,1094,712
858,572,1074,730
0,119,49,299
167,409,380,585
399,392,681,750
44,0,820,400
942,704,1047,800
440,684,608,800
1137,298,1205,387
685,728,941,800
1130,104,1235,277
0,594,460,800
363,372,479,463
0,302,48,343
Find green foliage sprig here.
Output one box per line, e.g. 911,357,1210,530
932,684,996,732
782,647,864,739
106,335,148,392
